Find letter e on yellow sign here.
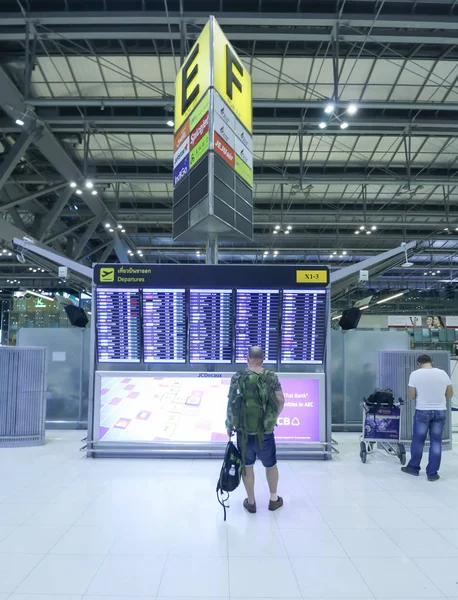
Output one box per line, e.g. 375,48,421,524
174,23,211,133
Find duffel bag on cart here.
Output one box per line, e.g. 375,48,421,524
365,388,395,412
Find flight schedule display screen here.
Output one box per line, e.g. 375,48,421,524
94,265,329,365
235,289,280,363
96,288,141,363
189,289,233,363
143,289,186,363
281,289,326,364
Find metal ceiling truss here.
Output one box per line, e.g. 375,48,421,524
1,0,458,284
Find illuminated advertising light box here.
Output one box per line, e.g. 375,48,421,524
94,372,325,445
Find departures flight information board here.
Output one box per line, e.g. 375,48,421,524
235,289,280,363
281,289,326,364
143,289,186,363
94,264,329,365
96,288,141,363
189,289,233,363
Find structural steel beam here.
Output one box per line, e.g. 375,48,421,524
73,217,104,260
23,98,458,112
1,11,457,29
36,187,73,241
0,129,39,192
12,236,92,281
44,217,95,245
0,183,66,213
100,241,115,263
0,65,125,263
9,173,458,186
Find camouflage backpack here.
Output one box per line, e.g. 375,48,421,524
226,369,278,465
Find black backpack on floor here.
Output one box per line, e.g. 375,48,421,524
216,440,242,521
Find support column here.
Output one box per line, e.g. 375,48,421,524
205,234,218,264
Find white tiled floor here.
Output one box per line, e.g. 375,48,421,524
1,431,458,599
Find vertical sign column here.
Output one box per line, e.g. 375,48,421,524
172,16,253,242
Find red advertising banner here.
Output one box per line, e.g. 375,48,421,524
190,112,209,148
214,131,235,168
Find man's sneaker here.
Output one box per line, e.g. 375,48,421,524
428,474,440,482
401,466,419,476
243,498,256,513
268,496,284,511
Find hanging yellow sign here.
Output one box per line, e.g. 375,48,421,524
174,18,252,134
212,20,252,133
174,22,211,133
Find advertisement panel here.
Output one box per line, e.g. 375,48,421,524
214,112,235,149
97,373,321,444
235,155,253,186
189,131,209,168
235,136,253,170
189,92,210,131
214,131,235,167
190,112,209,148
214,91,236,132
173,137,190,169
173,120,190,153
234,118,253,153
173,154,189,186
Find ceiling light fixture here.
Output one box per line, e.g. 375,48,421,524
347,103,358,115
376,291,405,305
91,190,97,195
340,122,349,130
167,120,174,127
76,189,83,195
324,103,334,114
121,229,126,233
109,228,114,232
85,181,93,189
117,225,122,229
15,118,25,126
318,122,327,129
273,250,278,256
70,181,77,188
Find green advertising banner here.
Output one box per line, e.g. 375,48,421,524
189,92,210,131
235,155,253,186
190,131,209,168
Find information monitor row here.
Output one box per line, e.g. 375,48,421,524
96,287,327,365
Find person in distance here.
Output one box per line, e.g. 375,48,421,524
226,346,285,513
402,354,453,481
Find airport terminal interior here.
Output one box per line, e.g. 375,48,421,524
1,0,458,598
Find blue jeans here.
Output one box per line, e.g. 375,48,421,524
408,410,446,477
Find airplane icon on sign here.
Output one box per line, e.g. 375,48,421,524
100,268,114,282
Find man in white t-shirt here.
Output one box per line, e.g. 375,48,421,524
401,354,453,481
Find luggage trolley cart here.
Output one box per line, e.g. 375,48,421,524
360,389,406,464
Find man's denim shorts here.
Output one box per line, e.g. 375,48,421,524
238,432,277,468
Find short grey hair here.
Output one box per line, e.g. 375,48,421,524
248,346,264,360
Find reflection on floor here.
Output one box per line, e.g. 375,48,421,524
0,431,458,599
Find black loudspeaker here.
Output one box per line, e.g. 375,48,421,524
339,307,361,330
64,305,89,328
